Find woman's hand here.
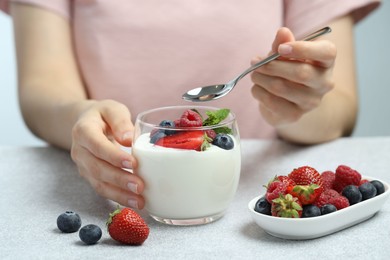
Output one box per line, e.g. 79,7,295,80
251,27,337,127
70,100,145,209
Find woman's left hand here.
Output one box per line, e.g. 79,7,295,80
251,27,337,127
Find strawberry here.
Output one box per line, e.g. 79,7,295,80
333,165,361,192
314,189,350,210
179,109,203,127
271,194,303,218
107,207,149,245
321,171,335,190
155,131,211,151
288,166,324,205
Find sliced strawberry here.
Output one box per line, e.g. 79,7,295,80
155,131,210,151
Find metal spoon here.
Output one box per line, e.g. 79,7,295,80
182,26,332,102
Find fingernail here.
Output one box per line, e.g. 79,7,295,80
128,198,138,209
127,182,138,194
278,44,292,55
122,131,132,141
122,160,132,169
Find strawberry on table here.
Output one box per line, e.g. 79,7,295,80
107,207,150,245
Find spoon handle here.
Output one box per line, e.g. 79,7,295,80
232,26,332,84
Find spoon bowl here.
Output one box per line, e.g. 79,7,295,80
182,26,331,102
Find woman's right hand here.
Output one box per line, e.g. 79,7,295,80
70,100,145,209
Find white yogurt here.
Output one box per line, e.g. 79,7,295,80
132,133,241,220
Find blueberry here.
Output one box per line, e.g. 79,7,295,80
302,205,321,218
150,131,166,144
159,120,176,135
320,204,337,215
370,180,385,195
79,224,102,245
254,197,271,215
359,182,377,200
57,211,82,233
342,185,362,205
212,134,234,150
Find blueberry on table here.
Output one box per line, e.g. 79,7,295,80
57,211,82,233
212,134,234,150
79,224,102,245
302,205,321,218
254,197,271,215
370,180,385,195
320,204,337,215
342,185,362,205
359,182,377,200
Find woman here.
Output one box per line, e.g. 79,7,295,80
0,0,380,209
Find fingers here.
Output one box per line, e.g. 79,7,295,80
271,27,295,53
73,144,145,209
254,58,334,92
99,100,134,147
278,40,337,68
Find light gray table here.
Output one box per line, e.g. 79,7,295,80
1,137,390,259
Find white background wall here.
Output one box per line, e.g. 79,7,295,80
0,3,389,146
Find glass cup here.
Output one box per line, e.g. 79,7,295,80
132,106,241,225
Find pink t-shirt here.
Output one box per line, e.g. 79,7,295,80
1,0,380,138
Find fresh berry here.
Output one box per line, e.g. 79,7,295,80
79,224,102,245
179,110,203,127
370,180,385,195
320,204,337,215
265,181,287,203
314,189,350,210
107,207,149,245
360,179,369,185
205,129,217,140
333,165,361,192
57,211,82,233
342,185,362,205
150,131,166,144
359,182,377,200
330,195,350,210
321,171,335,190
271,194,303,218
288,166,323,205
254,197,271,215
155,130,210,151
159,120,176,135
276,175,296,194
302,205,321,218
212,133,234,150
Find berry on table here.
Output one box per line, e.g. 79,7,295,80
370,180,385,195
254,197,271,215
107,206,150,245
57,211,82,233
320,204,337,215
212,133,234,150
342,185,362,205
321,171,335,190
79,224,102,245
302,205,321,218
288,166,323,204
265,180,287,203
359,182,377,200
314,189,349,210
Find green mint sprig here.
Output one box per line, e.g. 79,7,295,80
202,108,232,135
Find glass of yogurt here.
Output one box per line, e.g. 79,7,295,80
132,106,241,225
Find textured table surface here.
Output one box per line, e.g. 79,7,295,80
1,137,390,259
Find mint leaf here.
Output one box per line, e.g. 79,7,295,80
203,109,230,126
214,127,232,135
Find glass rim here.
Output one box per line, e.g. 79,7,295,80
135,105,236,130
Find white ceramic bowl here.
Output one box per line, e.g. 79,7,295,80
248,176,389,240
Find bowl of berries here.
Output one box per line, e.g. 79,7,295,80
248,165,389,240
